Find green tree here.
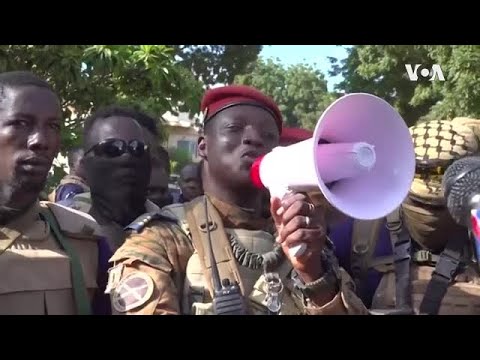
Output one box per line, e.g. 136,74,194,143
424,45,480,120
0,45,204,187
173,45,263,85
329,45,480,125
328,45,442,127
0,45,204,145
169,147,192,175
234,58,335,130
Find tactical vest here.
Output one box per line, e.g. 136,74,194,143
0,202,99,315
161,197,301,315
351,207,480,315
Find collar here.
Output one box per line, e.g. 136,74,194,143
145,199,160,212
205,193,274,232
0,201,49,242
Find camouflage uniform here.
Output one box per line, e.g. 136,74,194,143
107,194,369,315
0,200,103,315
347,119,480,314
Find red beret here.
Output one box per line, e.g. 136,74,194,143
200,85,283,134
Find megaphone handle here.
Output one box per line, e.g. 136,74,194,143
270,186,309,259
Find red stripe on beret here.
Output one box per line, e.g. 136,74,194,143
200,85,283,134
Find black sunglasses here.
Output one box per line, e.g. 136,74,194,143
85,138,149,158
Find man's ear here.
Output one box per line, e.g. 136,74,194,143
198,136,207,159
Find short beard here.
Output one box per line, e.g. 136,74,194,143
0,176,45,225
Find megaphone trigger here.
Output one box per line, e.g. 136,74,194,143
250,93,416,260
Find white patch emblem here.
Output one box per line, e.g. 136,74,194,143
111,272,154,312
105,264,124,294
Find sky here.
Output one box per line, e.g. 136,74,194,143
259,45,351,91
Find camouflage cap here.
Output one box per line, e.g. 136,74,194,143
409,119,479,205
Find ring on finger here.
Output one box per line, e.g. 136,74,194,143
305,216,311,227
307,202,315,213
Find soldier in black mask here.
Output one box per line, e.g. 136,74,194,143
70,106,158,251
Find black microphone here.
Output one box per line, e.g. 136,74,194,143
442,156,480,227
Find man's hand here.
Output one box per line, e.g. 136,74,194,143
270,192,327,282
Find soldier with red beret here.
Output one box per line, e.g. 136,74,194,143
106,84,368,315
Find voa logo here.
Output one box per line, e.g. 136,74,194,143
405,64,445,81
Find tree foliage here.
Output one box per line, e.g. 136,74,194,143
0,45,205,187
0,45,263,188
169,147,192,175
234,58,335,130
173,45,263,85
0,45,204,148
328,45,442,127
425,45,480,120
329,45,480,126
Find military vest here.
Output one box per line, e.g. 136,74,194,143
351,207,480,315
0,201,100,315
161,197,301,315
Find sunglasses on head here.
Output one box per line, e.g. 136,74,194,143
85,138,149,158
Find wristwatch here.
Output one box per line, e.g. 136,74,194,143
291,244,341,299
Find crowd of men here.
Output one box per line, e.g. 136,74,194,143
1,69,479,315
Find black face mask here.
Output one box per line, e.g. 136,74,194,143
83,139,151,226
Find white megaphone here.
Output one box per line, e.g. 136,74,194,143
250,93,416,257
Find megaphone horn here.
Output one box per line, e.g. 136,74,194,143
250,93,416,258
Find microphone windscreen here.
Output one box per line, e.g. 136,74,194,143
442,156,480,226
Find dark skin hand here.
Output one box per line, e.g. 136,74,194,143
271,192,337,306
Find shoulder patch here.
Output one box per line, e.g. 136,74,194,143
125,212,178,233
40,201,101,237
111,271,154,312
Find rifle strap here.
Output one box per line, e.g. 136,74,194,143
419,236,464,315
40,204,92,315
386,207,413,311
350,218,383,298
183,195,245,298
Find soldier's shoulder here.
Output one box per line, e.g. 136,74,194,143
68,192,92,213
159,202,187,221
40,201,101,241
111,212,192,271
124,211,180,234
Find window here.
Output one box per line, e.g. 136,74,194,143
177,140,197,158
